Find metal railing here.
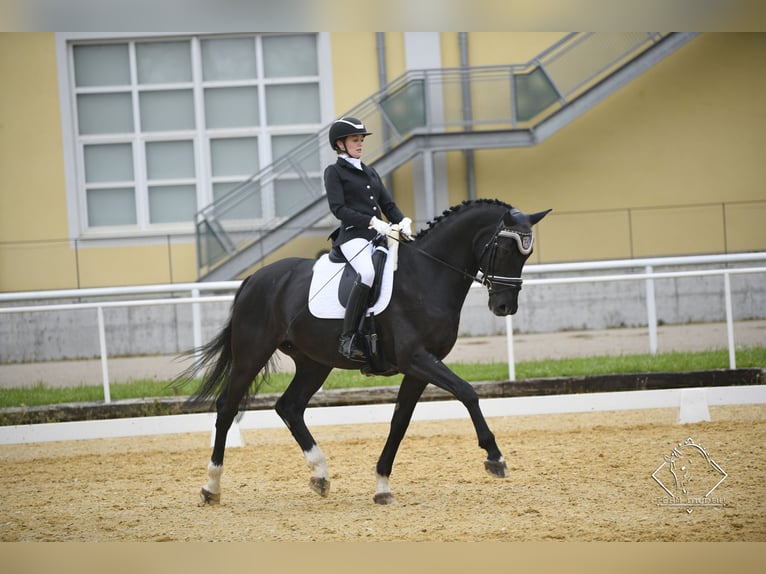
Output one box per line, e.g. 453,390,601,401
2,252,763,402
195,32,678,277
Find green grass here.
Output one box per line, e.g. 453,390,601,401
1,347,764,409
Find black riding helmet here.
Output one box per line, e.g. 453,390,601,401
328,116,372,152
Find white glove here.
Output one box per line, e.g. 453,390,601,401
369,216,392,236
399,217,413,238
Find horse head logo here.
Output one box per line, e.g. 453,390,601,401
653,438,728,503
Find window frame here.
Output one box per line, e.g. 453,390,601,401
56,32,334,245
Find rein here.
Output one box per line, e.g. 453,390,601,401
392,216,531,292
396,237,484,286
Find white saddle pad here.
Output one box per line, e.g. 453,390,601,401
308,252,396,319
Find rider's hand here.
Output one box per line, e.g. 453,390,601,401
399,217,413,239
369,216,392,236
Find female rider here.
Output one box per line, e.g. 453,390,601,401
324,116,412,362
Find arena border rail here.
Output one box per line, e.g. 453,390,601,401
1,383,764,445
1,252,765,401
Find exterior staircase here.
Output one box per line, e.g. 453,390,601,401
196,32,698,281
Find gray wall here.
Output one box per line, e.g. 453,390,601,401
1,264,764,363
459,264,765,336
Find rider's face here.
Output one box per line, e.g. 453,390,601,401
340,134,365,158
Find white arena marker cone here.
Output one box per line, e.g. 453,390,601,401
210,420,245,448
677,388,711,424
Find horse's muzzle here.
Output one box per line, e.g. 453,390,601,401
488,293,519,316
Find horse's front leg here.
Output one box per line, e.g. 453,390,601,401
402,350,508,479
374,375,429,505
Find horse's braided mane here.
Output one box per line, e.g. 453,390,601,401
414,198,512,240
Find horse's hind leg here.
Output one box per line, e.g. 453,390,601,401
201,353,273,505
274,359,333,497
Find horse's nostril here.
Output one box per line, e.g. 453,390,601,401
493,303,508,316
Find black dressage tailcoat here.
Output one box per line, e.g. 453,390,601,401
324,157,404,245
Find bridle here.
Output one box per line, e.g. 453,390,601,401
476,219,533,294
394,213,533,295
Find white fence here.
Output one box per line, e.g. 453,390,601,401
1,252,765,403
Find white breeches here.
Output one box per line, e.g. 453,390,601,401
340,238,376,287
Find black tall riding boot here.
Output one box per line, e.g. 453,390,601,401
339,281,371,362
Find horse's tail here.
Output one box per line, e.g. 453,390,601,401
174,276,255,408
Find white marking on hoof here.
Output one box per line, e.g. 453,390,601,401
204,461,223,495
304,445,330,496
374,473,395,504
304,445,329,482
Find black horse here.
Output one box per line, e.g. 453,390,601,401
183,199,550,505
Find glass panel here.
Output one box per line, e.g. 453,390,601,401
514,67,560,122
148,184,197,223
146,140,195,180
199,219,229,269
262,34,317,78
84,143,133,183
210,137,259,177
77,93,133,135
201,37,257,81
380,79,426,135
205,86,259,129
214,182,261,219
136,41,192,84
275,178,317,217
272,134,319,171
139,90,195,131
265,84,319,125
73,43,130,87
86,187,136,226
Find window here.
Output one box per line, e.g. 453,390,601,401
62,33,329,236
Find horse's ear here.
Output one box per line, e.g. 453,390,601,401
504,207,552,228
529,209,552,226
503,208,523,227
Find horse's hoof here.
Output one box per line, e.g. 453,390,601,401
310,477,331,497
484,459,508,478
200,487,221,505
373,492,396,505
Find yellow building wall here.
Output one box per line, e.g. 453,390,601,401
328,33,381,115
1,33,764,292
0,240,80,290
75,243,196,287
0,33,75,291
380,33,573,224
0,33,67,243
465,32,568,65
470,33,766,259
535,211,633,263
725,202,766,252
0,34,202,291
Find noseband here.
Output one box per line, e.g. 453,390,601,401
477,221,533,294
